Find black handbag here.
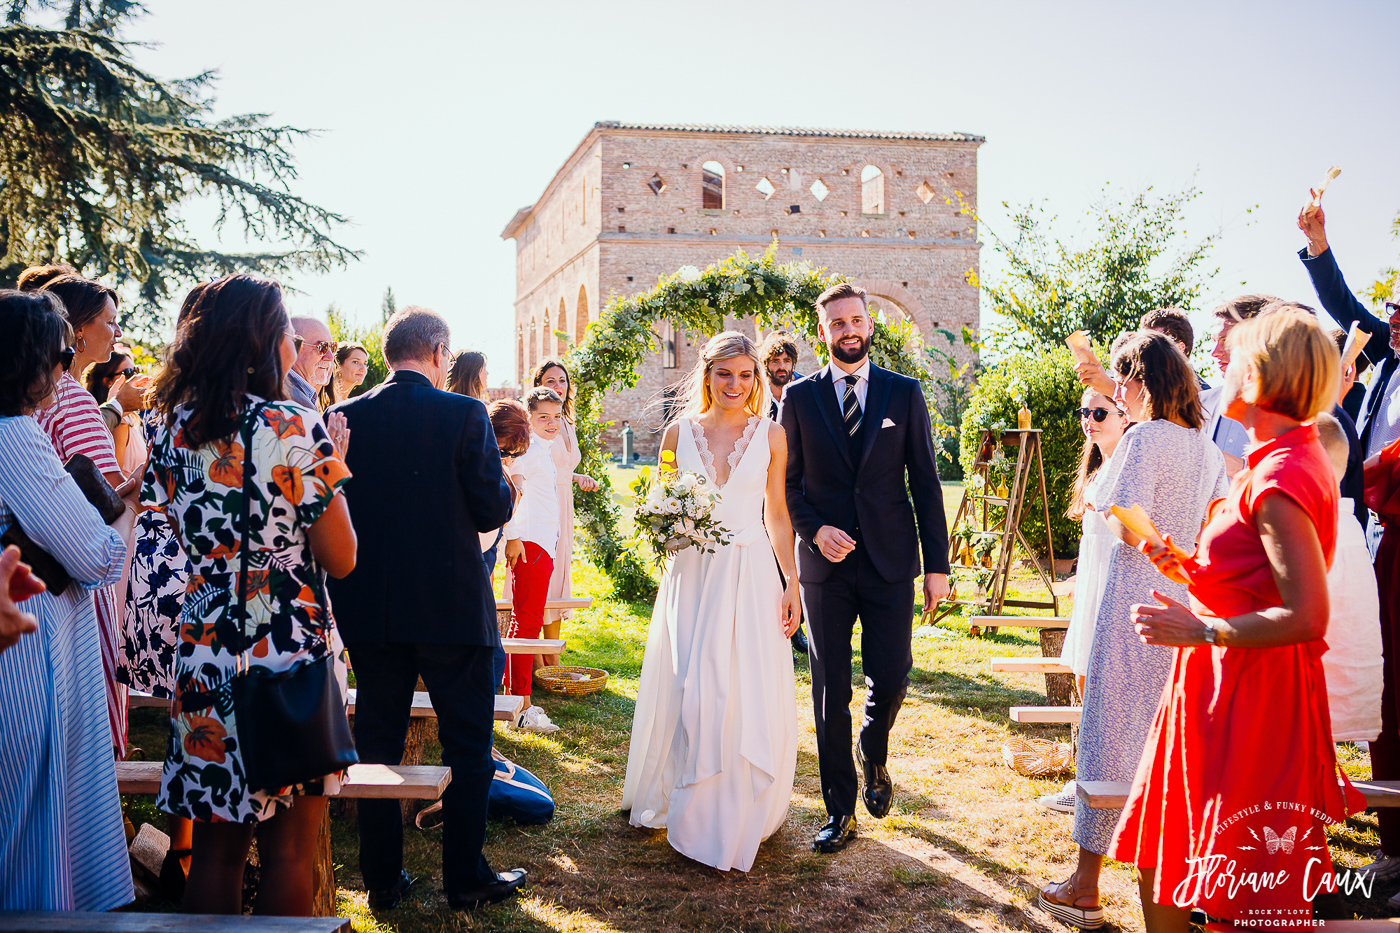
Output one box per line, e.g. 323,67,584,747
228,403,357,793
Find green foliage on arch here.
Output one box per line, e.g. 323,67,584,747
566,243,943,601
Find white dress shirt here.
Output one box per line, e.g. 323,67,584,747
503,433,560,558
1199,383,1250,460
829,358,871,412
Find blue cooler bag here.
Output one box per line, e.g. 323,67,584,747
487,751,554,825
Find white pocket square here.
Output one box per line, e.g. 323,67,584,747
881,418,896,428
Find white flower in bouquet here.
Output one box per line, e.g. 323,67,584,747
685,497,704,518
677,474,696,493
664,497,683,514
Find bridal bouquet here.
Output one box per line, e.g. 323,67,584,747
628,450,730,563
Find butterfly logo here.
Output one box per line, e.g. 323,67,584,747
1263,826,1297,855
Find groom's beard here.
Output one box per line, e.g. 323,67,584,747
830,333,872,365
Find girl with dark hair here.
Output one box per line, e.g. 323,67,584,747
1039,332,1227,929
0,288,137,911
446,349,489,400
515,358,597,667
143,274,358,917
21,270,133,754
319,342,369,409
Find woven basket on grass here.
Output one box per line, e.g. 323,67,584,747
1001,736,1073,776
534,666,608,696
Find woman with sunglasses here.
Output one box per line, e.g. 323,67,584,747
18,270,134,756
1039,332,1227,930
0,288,138,911
1037,390,1129,814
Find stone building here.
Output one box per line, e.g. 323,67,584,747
501,121,984,454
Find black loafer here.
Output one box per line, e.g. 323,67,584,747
448,868,528,911
857,743,893,818
367,870,417,910
812,815,857,853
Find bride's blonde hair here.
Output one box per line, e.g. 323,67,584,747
672,331,768,422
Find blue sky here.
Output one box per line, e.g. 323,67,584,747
133,0,1399,382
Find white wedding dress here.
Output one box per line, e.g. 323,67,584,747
621,415,798,872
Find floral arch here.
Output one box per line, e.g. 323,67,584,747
565,243,942,600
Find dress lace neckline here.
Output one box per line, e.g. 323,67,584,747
690,416,760,489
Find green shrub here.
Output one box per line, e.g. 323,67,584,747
958,345,1099,558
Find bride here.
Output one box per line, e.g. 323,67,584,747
621,331,801,872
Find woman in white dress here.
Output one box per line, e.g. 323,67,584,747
622,331,802,873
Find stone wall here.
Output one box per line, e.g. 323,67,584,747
504,123,983,455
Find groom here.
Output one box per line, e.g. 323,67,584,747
780,282,950,853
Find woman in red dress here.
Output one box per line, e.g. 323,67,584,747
1111,309,1363,930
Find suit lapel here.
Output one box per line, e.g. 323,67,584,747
812,364,854,470
856,365,893,474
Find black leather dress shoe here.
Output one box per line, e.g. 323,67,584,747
448,868,528,911
790,626,809,655
812,815,857,853
367,870,417,910
857,743,893,818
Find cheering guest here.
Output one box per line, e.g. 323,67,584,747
502,387,564,731
319,342,369,409
24,272,131,754
520,360,597,667
1039,333,1227,929
447,350,490,400
0,288,136,911
1115,309,1361,929
145,275,356,916
327,307,526,912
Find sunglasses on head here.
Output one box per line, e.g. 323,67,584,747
1075,407,1123,423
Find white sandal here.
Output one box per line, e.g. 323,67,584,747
1038,882,1105,930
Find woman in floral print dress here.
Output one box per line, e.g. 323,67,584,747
143,275,358,916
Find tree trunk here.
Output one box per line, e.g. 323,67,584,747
1039,628,1074,706
310,809,335,918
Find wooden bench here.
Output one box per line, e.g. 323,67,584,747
1009,706,1081,724
1077,779,1400,810
495,597,594,612
990,657,1073,675
133,689,524,723
969,615,1070,628
502,637,566,655
0,913,350,932
118,760,448,917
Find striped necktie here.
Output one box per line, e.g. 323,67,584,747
842,373,862,452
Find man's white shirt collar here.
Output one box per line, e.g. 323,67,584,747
829,359,871,385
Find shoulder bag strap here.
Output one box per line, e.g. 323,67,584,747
237,404,263,662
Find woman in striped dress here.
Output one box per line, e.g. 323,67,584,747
20,269,133,755
0,289,136,910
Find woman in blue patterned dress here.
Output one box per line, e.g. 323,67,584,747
144,275,357,916
0,289,136,911
1039,332,1228,929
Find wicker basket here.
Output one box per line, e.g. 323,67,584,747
533,666,608,696
1001,736,1073,776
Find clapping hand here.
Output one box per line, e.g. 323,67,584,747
1137,533,1194,585
0,546,41,654
1131,591,1211,647
325,412,351,459
110,373,152,413
1297,199,1328,256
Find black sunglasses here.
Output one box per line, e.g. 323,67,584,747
117,366,137,380
58,346,76,370
1075,407,1123,423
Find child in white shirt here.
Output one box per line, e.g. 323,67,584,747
503,387,564,732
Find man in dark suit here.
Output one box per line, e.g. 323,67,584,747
327,307,525,911
780,283,950,853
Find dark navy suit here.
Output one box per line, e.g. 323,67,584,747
327,369,513,896
781,362,949,817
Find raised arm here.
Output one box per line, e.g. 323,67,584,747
1298,202,1394,366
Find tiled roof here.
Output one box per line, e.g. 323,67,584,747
594,121,984,143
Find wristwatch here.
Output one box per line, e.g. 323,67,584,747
1201,622,1219,645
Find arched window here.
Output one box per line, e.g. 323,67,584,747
861,165,885,214
575,285,589,346
702,161,725,209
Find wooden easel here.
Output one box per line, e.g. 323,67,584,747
936,428,1059,627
